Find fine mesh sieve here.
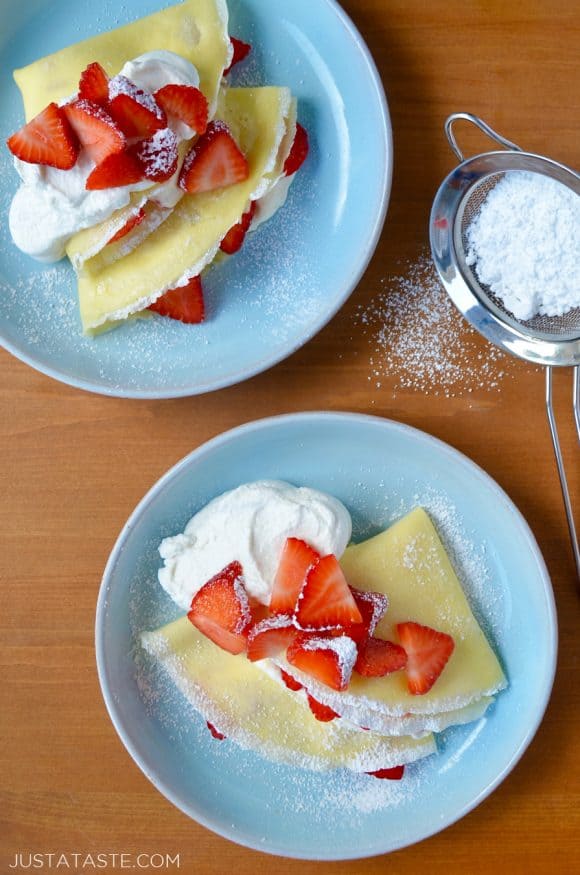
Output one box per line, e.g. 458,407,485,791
430,113,580,583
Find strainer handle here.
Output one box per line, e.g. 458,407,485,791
445,113,522,162
546,366,580,584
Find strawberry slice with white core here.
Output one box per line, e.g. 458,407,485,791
132,128,178,182
224,37,252,74
78,62,110,107
246,615,297,662
148,275,205,324
367,765,405,780
286,634,357,691
108,75,166,137
7,102,79,170
295,554,363,630
307,694,340,723
354,637,407,678
179,120,249,194
397,621,455,695
154,84,209,135
107,207,146,244
345,587,389,644
85,149,145,190
187,560,251,655
270,537,320,615
63,99,125,165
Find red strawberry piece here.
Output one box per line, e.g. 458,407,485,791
224,37,252,74
107,207,146,245
148,275,205,324
63,99,125,165
206,721,226,741
108,75,166,137
246,615,297,662
367,765,405,780
132,128,178,182
280,668,303,692
154,84,209,135
179,121,249,194
344,588,389,644
307,694,340,723
85,149,145,190
283,123,309,176
295,554,362,630
354,637,407,678
187,560,251,654
286,634,357,692
270,537,320,615
248,597,270,625
219,201,257,255
7,102,79,170
78,62,110,107
397,621,455,695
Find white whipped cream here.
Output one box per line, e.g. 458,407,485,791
158,480,352,610
8,51,200,262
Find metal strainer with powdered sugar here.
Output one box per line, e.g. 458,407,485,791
430,112,580,582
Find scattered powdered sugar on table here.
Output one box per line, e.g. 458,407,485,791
466,171,580,321
356,254,516,397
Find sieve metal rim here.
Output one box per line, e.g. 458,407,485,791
430,148,580,367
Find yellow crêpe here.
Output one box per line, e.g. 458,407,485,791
77,86,291,331
14,0,231,121
141,618,436,771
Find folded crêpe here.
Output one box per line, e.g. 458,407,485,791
13,0,232,267
77,86,295,332
276,508,506,732
141,619,436,772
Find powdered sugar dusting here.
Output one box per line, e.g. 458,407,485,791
301,634,357,683
109,74,165,120
137,128,178,177
356,253,521,397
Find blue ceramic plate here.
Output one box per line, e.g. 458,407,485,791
96,413,557,860
0,0,391,397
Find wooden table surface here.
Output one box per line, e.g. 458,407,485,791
1,1,579,872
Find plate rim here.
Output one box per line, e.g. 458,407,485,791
0,0,393,399
95,410,558,860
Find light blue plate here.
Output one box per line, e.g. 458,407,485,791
96,412,557,860
0,0,391,397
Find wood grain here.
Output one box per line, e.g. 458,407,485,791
1,1,579,872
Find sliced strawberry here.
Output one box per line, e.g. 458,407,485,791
286,634,357,692
7,102,78,170
108,75,166,137
132,128,178,182
107,207,146,245
85,149,144,190
206,721,226,741
63,99,125,165
154,84,209,135
179,121,249,194
295,555,362,630
280,668,303,692
187,560,251,655
283,123,309,176
148,275,205,324
219,201,257,255
246,615,297,662
307,694,340,723
248,597,270,625
397,621,455,695
78,62,110,107
344,588,389,644
224,37,252,74
270,537,320,615
355,637,407,678
367,765,405,780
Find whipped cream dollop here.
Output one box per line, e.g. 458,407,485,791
9,51,200,262
158,480,352,610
